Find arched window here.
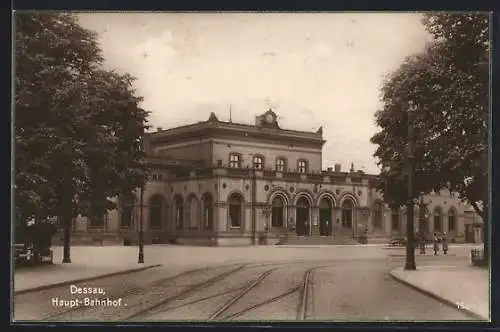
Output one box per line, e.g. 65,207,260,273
275,158,286,172
298,160,308,174
341,199,354,228
229,153,241,168
202,193,214,230
253,155,264,169
391,208,400,231
228,193,244,228
448,208,456,231
149,195,164,229
373,201,383,229
120,193,135,228
174,195,184,229
271,195,286,227
188,195,200,229
434,207,442,232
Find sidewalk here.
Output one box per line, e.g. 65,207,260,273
390,265,489,321
383,244,482,258
14,246,161,293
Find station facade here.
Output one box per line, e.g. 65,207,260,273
59,110,483,246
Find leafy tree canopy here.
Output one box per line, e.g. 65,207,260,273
371,12,489,221
15,13,150,226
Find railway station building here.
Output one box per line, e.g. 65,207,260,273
56,109,484,246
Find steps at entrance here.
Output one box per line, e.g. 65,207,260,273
277,233,358,246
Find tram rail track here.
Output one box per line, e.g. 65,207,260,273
215,266,319,321
32,262,329,322
39,262,296,321
124,265,247,321
41,265,218,321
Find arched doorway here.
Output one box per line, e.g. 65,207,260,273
228,193,244,229
296,196,310,236
149,195,164,229
187,194,200,229
271,195,286,228
120,193,135,228
447,208,456,233
341,198,354,229
173,195,184,230
201,193,214,230
433,206,443,233
372,201,383,229
319,197,333,236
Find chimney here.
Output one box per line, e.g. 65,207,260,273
156,127,163,132
334,164,341,172
327,167,333,172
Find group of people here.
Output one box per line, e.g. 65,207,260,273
418,232,449,255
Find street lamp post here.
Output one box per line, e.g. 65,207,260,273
138,186,145,264
405,101,417,271
251,168,257,245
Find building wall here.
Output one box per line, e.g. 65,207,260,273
365,188,482,242
212,139,322,172
154,139,213,165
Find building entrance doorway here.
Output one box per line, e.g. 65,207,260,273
319,198,333,236
341,199,354,229
296,197,310,236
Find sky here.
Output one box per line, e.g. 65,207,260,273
77,12,432,174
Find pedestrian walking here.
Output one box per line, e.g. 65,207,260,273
433,233,439,256
442,232,449,255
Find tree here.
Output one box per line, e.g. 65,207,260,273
371,13,489,262
15,13,150,263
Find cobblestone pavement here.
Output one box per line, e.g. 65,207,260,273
14,254,479,322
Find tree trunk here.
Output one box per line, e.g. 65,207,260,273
471,201,488,266
59,194,73,263
62,210,72,263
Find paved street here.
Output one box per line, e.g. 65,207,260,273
14,246,483,322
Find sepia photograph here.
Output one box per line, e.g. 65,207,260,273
12,11,490,323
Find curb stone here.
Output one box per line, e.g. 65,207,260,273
389,269,488,321
14,264,162,295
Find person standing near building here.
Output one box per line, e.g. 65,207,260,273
442,232,449,255
433,233,440,256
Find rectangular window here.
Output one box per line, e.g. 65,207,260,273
229,154,240,168
253,156,264,169
276,158,285,171
298,160,307,173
